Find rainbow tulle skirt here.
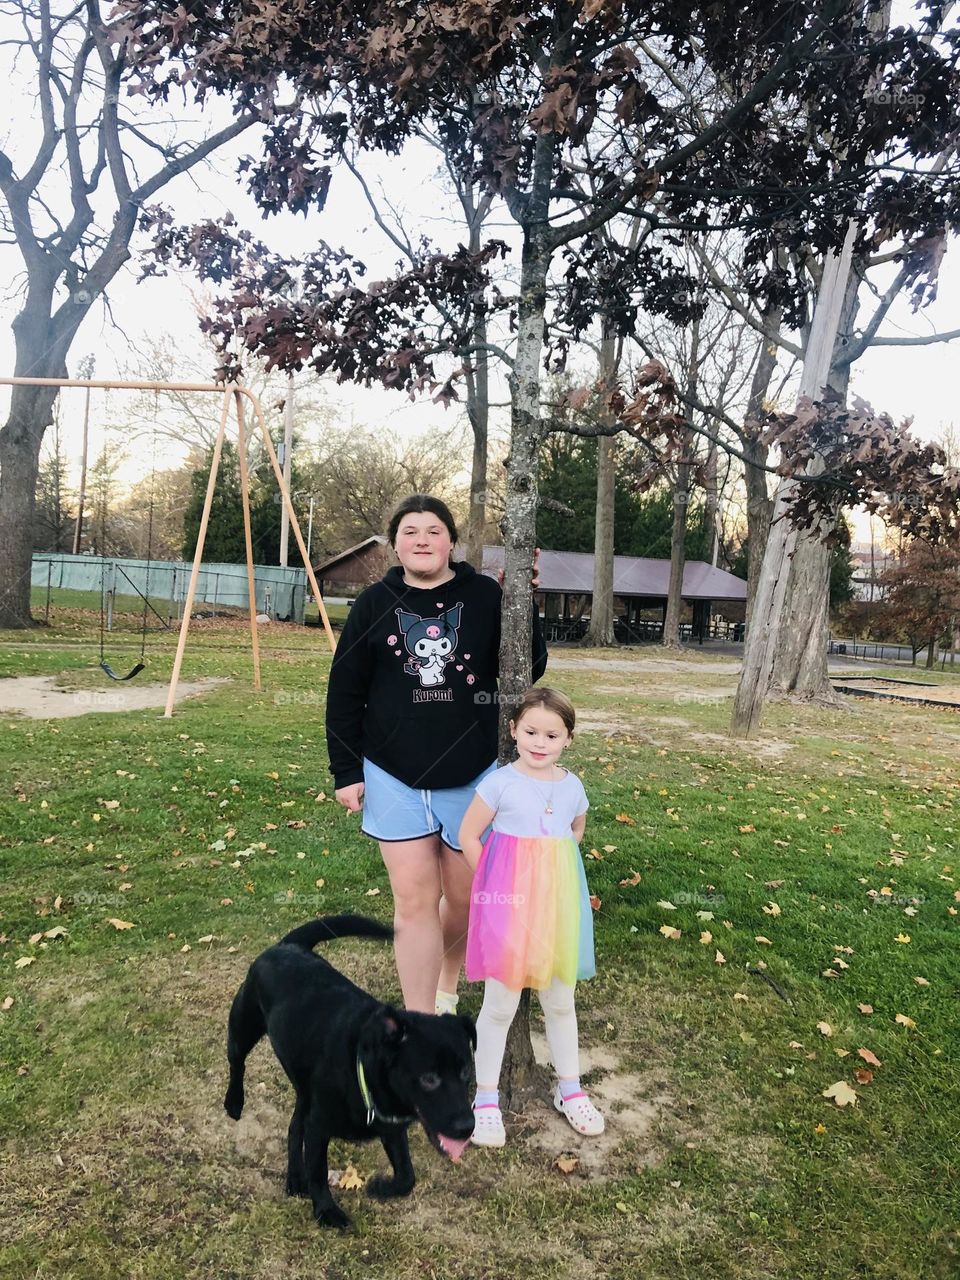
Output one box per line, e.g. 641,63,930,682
465,833,596,990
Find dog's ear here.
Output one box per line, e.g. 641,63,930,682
458,1013,478,1051
381,1004,408,1045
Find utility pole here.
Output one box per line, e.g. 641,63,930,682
278,372,294,566
72,354,95,554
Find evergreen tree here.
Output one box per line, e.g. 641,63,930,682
181,442,247,563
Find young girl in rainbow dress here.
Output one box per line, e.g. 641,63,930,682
459,686,603,1147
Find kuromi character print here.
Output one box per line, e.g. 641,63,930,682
395,604,463,687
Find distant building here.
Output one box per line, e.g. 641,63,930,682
314,538,748,642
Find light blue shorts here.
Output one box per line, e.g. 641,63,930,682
361,757,496,851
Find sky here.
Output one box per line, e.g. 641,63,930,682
1,12,957,551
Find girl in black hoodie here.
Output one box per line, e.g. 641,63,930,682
326,494,547,1013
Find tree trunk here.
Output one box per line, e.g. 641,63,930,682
768,266,861,697
662,440,691,648
497,136,556,1107
463,309,490,571
705,438,719,567
742,308,781,627
926,636,937,668
663,317,699,648
584,323,617,647
732,223,857,736
0,302,73,628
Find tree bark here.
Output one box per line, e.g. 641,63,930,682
663,317,699,648
0,298,77,627
662,437,691,648
463,309,490,571
732,222,857,736
584,322,617,647
497,129,557,1107
742,308,781,628
768,265,861,696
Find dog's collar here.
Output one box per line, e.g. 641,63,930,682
356,1054,415,1127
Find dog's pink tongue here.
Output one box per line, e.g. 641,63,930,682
438,1134,470,1162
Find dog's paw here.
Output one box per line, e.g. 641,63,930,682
314,1201,351,1230
285,1174,309,1199
223,1089,244,1121
366,1173,415,1200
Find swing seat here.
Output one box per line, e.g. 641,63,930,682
99,659,146,682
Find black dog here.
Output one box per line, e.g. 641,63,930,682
224,915,476,1228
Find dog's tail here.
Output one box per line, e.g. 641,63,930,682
279,914,394,952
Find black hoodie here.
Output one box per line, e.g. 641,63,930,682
325,561,548,790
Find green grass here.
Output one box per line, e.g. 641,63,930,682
1,619,958,1279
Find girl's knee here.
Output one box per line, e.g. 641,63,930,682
537,982,576,1018
392,893,441,928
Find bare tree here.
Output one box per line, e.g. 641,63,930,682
0,0,272,627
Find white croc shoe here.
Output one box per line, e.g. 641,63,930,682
470,1104,506,1148
554,1086,604,1136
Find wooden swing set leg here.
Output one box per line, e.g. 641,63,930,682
164,388,232,719
234,390,261,692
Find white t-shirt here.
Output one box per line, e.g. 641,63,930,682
475,762,589,839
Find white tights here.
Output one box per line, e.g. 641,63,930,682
474,977,580,1088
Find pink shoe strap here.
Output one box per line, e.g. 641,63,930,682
474,1103,500,1110
561,1091,587,1102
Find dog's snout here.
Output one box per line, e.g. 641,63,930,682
447,1113,476,1140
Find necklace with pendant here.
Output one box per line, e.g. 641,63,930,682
535,767,557,814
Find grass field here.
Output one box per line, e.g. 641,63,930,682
1,616,958,1279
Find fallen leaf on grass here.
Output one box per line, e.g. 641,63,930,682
857,1048,882,1067
822,1081,858,1107
696,910,714,921
106,919,134,931
894,934,911,944
822,969,842,979
817,1022,833,1037
615,813,636,826
339,1165,365,1190
765,879,785,889
365,888,380,897
789,1041,803,1049
857,1003,874,1015
602,844,617,854
854,1069,873,1085
15,957,34,969
586,849,603,861
715,950,726,965
1,996,13,1010
733,992,749,1002
762,902,781,917
619,870,642,886
656,900,676,911
659,925,681,941
699,931,712,944
814,1123,827,1134
589,895,601,911
739,824,756,833
895,1013,916,1029
554,1153,580,1174
914,976,929,986
755,935,773,946
197,934,214,945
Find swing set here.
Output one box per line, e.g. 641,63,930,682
3,376,337,714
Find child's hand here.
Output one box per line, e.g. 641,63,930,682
335,783,364,813
497,547,541,590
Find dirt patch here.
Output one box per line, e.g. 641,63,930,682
550,655,741,675
517,1034,671,1182
0,675,229,719
691,730,795,761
